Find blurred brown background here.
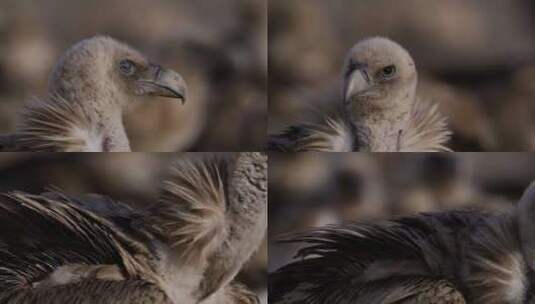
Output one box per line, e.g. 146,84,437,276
0,0,267,151
269,0,535,151
269,153,535,271
0,153,267,303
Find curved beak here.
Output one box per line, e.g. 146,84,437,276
138,64,187,104
343,68,377,104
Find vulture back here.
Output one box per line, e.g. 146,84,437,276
270,209,530,304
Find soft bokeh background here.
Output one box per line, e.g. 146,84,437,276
269,153,535,271
269,0,535,151
0,153,267,303
0,0,267,151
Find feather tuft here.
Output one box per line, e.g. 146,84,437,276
399,99,452,152
16,95,102,152
150,156,228,265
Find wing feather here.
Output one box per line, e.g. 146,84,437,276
0,192,155,294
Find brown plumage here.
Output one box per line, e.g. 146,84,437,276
270,182,535,304
0,153,266,303
0,36,187,152
269,37,451,152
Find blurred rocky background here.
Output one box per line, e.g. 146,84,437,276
0,0,267,151
0,153,267,303
269,153,535,271
269,0,535,151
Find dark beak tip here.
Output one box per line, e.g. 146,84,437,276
176,89,187,104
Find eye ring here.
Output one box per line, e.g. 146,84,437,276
379,65,397,79
119,59,136,76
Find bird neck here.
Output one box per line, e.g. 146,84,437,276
53,82,132,151
67,93,131,152
149,153,267,303
201,283,258,304
75,100,131,152
349,104,412,152
156,246,205,304
197,153,267,300
96,109,131,152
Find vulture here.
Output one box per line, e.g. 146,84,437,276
0,36,187,152
0,152,267,304
270,181,535,304
269,37,451,152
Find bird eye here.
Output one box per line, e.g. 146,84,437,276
379,65,397,79
119,59,136,76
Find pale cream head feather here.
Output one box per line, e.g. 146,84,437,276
342,37,417,114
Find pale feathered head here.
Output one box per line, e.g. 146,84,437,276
342,37,417,113
49,36,187,107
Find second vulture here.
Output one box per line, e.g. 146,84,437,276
269,37,452,152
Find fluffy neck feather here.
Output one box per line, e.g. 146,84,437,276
148,153,266,303
398,98,452,152
149,156,228,304
295,117,355,152
17,96,130,152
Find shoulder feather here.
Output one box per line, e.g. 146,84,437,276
463,216,528,304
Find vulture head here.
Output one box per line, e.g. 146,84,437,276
342,37,417,116
49,36,187,106
5,36,188,152
268,37,450,152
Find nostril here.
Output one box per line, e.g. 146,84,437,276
150,63,163,80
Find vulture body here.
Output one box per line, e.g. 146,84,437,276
270,182,535,304
0,36,187,152
269,37,451,152
0,152,267,304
